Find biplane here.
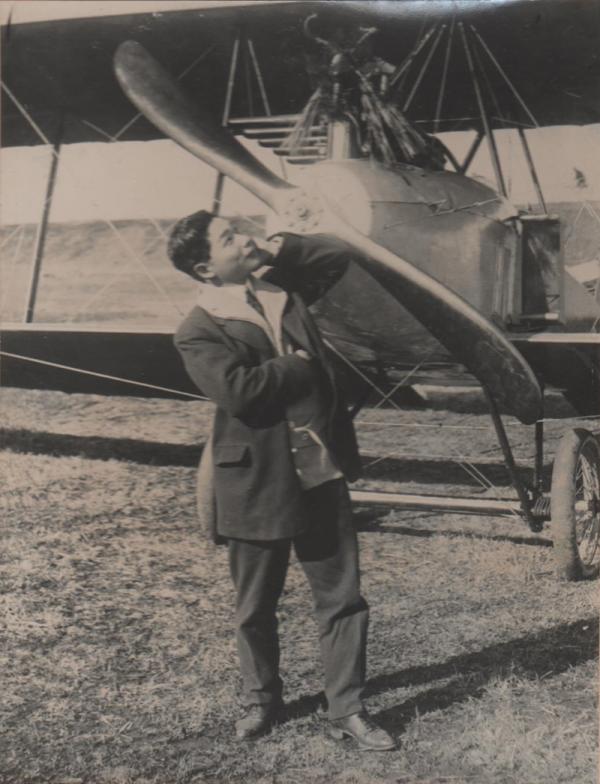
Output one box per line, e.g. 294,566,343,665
1,0,599,581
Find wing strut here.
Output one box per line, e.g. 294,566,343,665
459,23,507,198
212,29,241,214
1,80,65,323
470,25,547,213
212,27,281,213
24,112,64,323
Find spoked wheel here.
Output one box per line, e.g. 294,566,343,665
551,428,600,581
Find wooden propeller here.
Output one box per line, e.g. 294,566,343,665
114,40,542,424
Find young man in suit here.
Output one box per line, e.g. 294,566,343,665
168,210,394,751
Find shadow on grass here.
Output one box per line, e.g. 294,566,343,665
353,508,554,548
362,455,551,488
1,427,549,488
0,427,205,467
282,617,598,730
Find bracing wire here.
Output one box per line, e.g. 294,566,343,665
104,219,186,317
402,26,446,113
434,19,455,133
69,220,172,321
0,351,209,401
0,223,25,250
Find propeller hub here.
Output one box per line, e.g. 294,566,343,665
275,189,326,234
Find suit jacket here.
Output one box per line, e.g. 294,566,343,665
174,232,362,541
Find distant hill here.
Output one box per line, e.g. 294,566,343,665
0,216,265,325
1,205,597,324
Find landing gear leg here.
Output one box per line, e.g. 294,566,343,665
483,387,541,532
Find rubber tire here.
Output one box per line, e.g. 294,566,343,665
551,428,600,581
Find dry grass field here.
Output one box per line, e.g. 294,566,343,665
1,385,598,784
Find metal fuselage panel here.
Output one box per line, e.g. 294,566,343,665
306,159,518,368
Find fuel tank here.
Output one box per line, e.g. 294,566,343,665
298,159,519,369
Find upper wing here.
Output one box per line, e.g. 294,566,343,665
2,0,599,147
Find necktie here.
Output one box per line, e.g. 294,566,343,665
245,286,266,319
246,283,279,348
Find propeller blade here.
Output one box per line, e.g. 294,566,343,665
114,40,293,207
322,209,542,423
113,41,542,424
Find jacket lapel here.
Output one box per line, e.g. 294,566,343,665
284,293,338,409
197,279,277,354
212,317,274,354
283,293,322,354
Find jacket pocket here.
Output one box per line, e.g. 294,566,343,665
214,444,251,467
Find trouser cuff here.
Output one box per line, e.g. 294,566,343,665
326,700,364,721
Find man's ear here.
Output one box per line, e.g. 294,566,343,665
192,261,215,281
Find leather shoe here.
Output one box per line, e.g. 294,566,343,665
328,710,395,751
235,702,282,740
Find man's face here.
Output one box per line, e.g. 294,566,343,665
198,217,263,284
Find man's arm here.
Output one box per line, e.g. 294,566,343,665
264,233,355,306
175,309,317,418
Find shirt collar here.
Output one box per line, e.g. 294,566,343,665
196,274,286,321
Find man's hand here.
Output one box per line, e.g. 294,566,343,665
295,349,312,361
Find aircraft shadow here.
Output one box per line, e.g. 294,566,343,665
363,455,551,487
0,427,204,467
281,617,598,730
0,427,551,487
353,510,553,548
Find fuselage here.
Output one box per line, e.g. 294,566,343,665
302,158,519,368
302,159,599,401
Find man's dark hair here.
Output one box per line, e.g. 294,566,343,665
167,210,215,279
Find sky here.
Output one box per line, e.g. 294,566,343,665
1,125,599,225
0,137,273,224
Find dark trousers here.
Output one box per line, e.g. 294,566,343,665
227,479,369,720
